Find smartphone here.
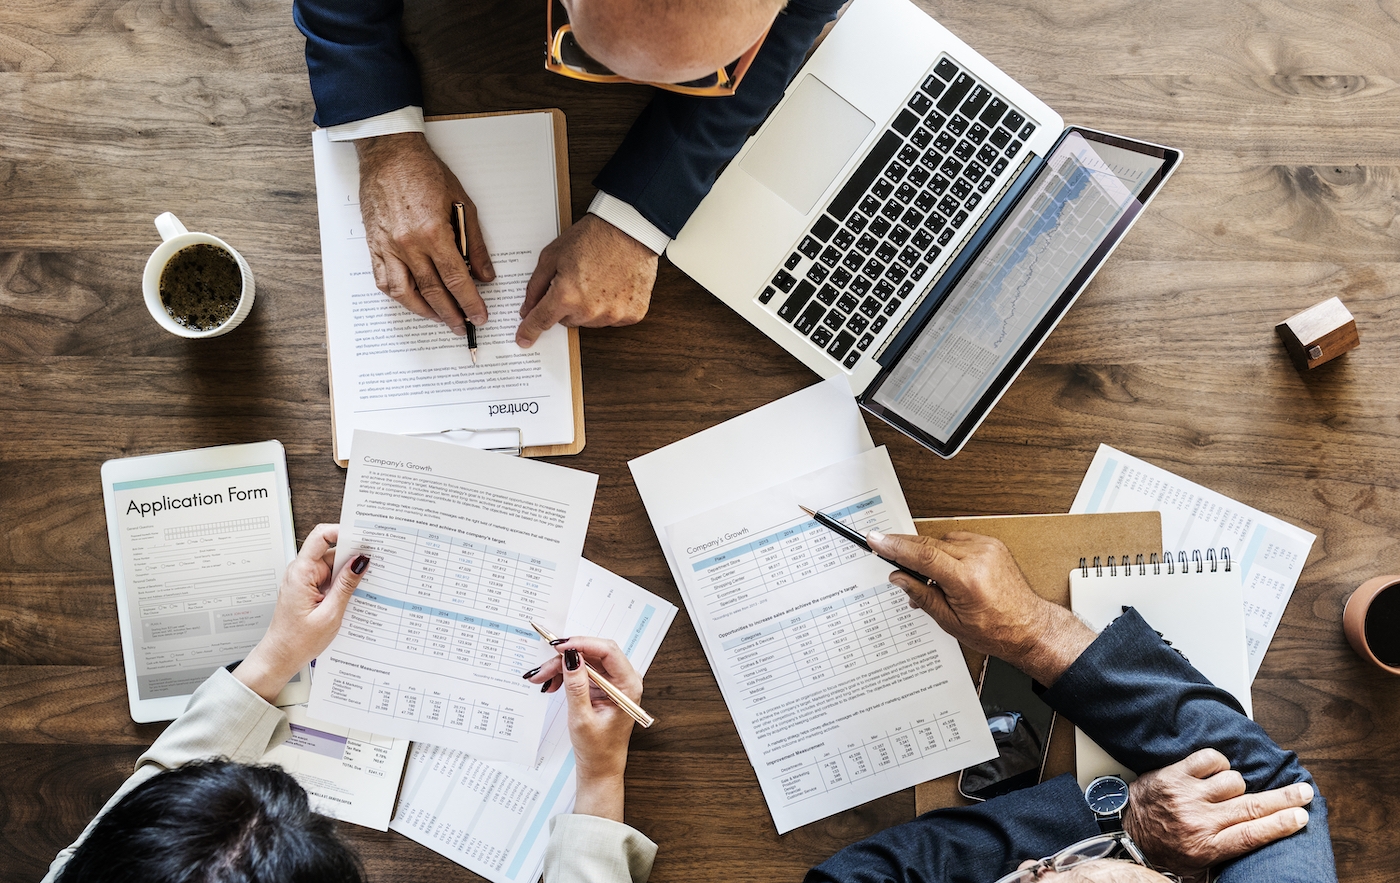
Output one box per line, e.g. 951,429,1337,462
958,655,1057,801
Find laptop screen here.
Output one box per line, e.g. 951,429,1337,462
861,128,1178,456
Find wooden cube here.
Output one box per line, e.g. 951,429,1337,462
1275,297,1359,370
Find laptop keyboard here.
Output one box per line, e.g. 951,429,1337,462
757,55,1036,372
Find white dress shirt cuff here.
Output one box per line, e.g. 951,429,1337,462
587,192,672,255
324,106,426,142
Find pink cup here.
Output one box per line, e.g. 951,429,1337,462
1343,575,1400,675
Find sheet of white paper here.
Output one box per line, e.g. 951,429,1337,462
312,113,575,460
1069,444,1317,680
389,559,677,883
261,703,409,831
307,430,597,763
664,447,995,833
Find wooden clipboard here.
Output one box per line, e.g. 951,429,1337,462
910,511,1163,816
326,108,585,466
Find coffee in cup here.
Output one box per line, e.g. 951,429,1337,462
142,213,255,338
1343,575,1400,674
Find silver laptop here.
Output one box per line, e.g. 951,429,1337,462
668,0,1180,457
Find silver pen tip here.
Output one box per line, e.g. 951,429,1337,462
798,505,816,516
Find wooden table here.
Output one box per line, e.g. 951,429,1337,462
2,1,1397,880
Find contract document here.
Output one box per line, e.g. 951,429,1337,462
307,430,597,764
389,559,677,883
1071,444,1317,680
312,112,577,463
663,446,994,832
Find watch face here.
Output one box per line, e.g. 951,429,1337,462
1086,776,1129,813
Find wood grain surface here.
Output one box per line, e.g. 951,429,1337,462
2,0,1398,881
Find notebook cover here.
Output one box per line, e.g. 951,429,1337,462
911,511,1163,816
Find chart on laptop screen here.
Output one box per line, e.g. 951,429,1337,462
872,133,1166,442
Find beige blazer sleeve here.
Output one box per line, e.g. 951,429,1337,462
42,668,289,883
543,814,658,883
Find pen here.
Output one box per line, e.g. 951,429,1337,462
529,621,655,728
798,505,940,588
450,201,479,365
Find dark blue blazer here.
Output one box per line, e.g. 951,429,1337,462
807,610,1337,883
292,0,846,239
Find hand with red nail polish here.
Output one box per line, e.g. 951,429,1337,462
233,523,371,703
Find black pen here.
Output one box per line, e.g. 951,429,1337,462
799,505,940,588
450,201,479,364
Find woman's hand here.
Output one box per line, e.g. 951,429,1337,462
524,636,642,822
233,523,369,702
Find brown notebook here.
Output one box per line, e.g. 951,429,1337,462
911,512,1163,816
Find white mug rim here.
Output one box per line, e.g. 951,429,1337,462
142,232,254,338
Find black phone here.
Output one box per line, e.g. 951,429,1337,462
958,655,1057,801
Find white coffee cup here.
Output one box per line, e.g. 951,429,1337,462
142,212,255,338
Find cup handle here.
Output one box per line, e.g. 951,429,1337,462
155,212,189,242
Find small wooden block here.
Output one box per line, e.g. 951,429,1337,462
1275,296,1359,370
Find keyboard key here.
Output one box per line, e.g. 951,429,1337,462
842,349,861,369
913,191,936,214
810,325,833,348
872,178,894,199
978,174,996,194
859,194,881,216
795,300,825,335
947,114,969,136
934,131,956,152
812,214,838,241
953,139,975,161
938,195,960,216
857,333,874,352
951,178,972,199
899,245,920,267
856,233,878,255
883,297,901,316
889,224,911,245
777,280,815,320
784,252,802,270
885,263,907,284
965,160,985,180
989,127,1011,148
960,85,991,118
841,252,864,272
930,174,950,195
806,263,829,284
885,161,908,182
820,245,841,267
977,144,998,165
910,127,933,148
871,315,888,334
849,275,871,296
828,331,855,359
862,257,885,279
822,308,845,331
911,262,929,281
1003,109,1026,133
1019,122,1036,140
912,229,934,250
991,157,1009,176
837,292,859,313
798,236,822,259
772,270,797,292
907,165,930,186
826,130,902,220
925,245,941,262
898,281,915,299
874,280,895,301
758,285,776,304
924,110,946,130
869,216,892,237
898,144,920,166
937,71,973,113
934,58,959,81
845,213,867,233
907,92,933,115
941,157,963,177
816,283,839,305
880,201,902,222
952,209,969,227
876,241,897,262
848,313,869,334
964,192,982,210
968,122,989,144
924,212,947,233
859,296,881,319
937,227,955,245
980,97,1008,126
832,267,853,287
895,182,917,203
1007,139,1023,158
891,109,919,136
922,73,946,96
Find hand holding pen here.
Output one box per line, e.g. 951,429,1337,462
449,201,481,364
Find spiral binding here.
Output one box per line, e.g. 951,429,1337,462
1080,548,1233,577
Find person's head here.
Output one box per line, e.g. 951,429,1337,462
563,0,785,84
56,759,364,883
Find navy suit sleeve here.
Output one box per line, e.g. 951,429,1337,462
593,0,846,238
293,0,423,128
1041,608,1338,883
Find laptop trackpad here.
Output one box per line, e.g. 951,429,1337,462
741,74,874,215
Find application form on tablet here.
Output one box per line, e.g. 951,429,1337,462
101,440,307,722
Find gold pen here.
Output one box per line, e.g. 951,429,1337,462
449,201,478,365
529,621,655,728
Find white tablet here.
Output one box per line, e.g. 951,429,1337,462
101,440,310,722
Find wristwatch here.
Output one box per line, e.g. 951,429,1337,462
1085,775,1130,833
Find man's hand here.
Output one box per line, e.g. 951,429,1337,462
867,531,1095,685
233,523,369,702
356,132,496,335
1125,748,1315,880
516,214,658,348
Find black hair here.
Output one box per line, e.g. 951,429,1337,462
56,759,365,883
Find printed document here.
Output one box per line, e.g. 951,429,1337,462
307,430,597,764
313,112,575,461
389,559,677,883
662,446,995,832
1070,444,1317,679
262,703,409,831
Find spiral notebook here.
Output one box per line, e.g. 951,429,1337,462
1070,549,1250,787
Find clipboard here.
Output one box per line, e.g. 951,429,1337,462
324,108,585,465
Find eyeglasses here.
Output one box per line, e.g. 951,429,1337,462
545,0,768,97
991,832,1182,883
